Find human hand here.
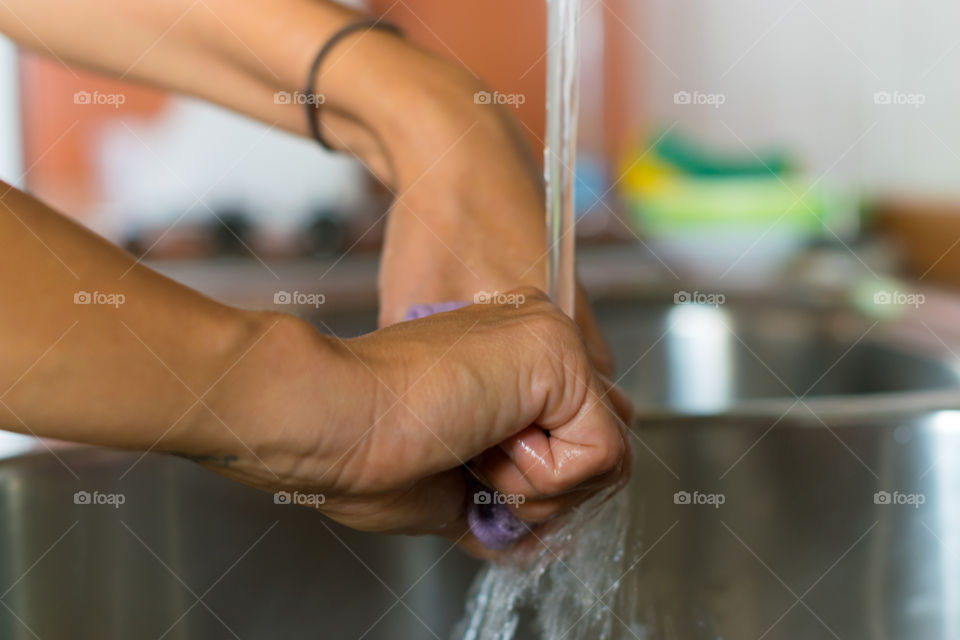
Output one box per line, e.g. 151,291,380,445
184,290,630,557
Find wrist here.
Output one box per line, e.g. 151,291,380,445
158,307,278,457
315,31,538,187
169,309,378,492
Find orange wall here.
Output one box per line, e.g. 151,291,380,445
603,0,643,163
368,0,549,156
19,53,169,218
368,0,643,164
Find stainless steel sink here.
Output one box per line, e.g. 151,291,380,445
2,290,960,639
626,410,960,640
0,448,480,639
587,295,960,415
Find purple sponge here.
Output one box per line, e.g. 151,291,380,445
405,302,528,550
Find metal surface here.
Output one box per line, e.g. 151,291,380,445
0,449,479,639
0,293,959,638
627,411,960,640
599,296,960,417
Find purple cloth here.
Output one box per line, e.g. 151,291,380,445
405,302,528,551
404,300,471,320
467,484,529,551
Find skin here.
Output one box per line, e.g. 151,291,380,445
0,0,631,557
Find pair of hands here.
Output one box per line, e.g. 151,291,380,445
191,36,632,557
200,291,631,558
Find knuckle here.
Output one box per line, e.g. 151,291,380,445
511,286,548,302
594,428,626,476
527,308,581,348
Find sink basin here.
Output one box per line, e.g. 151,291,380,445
0,449,480,639
625,410,960,640
1,291,959,638
3,412,958,640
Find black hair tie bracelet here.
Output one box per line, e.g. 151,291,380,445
305,19,404,151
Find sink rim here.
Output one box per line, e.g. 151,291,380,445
599,286,960,420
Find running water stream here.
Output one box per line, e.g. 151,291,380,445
454,1,639,638
544,0,579,318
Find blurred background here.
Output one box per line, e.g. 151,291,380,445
2,0,960,286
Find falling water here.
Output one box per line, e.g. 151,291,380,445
454,1,639,638
453,486,642,640
544,0,579,317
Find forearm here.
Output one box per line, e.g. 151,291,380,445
1,0,348,125
0,181,286,452
0,0,482,182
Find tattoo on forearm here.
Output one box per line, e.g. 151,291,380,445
170,452,239,468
